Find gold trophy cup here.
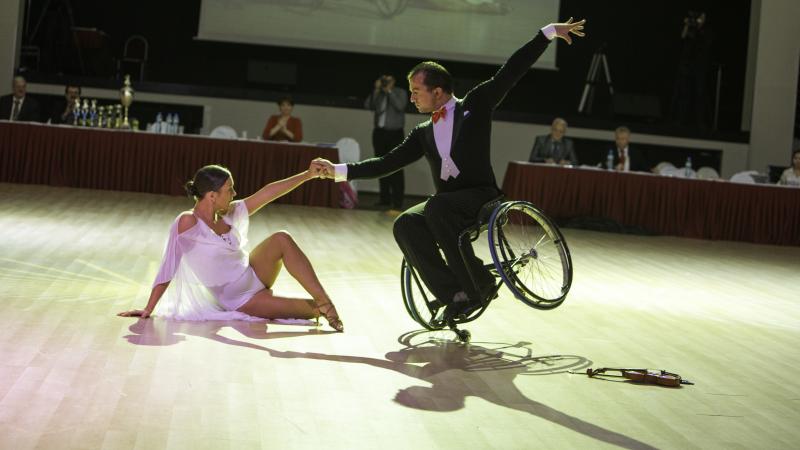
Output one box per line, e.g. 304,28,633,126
119,75,134,129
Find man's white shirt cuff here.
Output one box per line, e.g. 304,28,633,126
333,163,348,182
541,24,556,40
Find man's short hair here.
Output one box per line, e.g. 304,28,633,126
552,117,568,128
615,126,631,135
12,75,26,86
277,95,294,107
407,61,453,94
65,85,81,95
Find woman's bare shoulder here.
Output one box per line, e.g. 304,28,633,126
177,212,198,234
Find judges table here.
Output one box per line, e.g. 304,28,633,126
0,121,340,207
502,161,800,246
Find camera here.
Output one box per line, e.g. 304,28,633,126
380,75,391,88
685,10,705,31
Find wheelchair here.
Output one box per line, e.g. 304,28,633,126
401,196,573,343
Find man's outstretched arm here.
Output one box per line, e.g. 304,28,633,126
479,18,586,109
313,127,425,182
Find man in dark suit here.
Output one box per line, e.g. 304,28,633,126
314,18,586,317
49,84,81,125
0,76,41,122
529,117,577,165
610,126,649,172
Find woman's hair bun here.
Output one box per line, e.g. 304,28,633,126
184,180,200,198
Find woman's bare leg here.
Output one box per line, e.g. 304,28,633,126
236,289,317,320
248,231,343,331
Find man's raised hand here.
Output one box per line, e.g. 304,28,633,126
552,17,586,45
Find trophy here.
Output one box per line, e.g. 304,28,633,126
80,99,89,126
119,75,134,129
72,98,80,126
115,105,123,128
89,99,97,127
106,105,115,128
97,106,105,128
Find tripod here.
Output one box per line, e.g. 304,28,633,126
578,44,614,114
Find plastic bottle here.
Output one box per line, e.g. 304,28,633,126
154,112,163,133
606,149,614,170
165,114,173,134
684,156,692,178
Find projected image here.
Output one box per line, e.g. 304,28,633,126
199,0,559,67
244,0,510,18
374,0,510,18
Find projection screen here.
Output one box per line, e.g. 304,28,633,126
197,0,561,69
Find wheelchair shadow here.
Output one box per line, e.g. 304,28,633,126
122,322,655,449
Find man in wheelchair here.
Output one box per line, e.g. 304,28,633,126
314,18,585,321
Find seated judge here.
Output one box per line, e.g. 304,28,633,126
0,76,40,122
778,149,800,187
528,117,577,165
49,84,81,125
262,96,303,142
610,126,649,172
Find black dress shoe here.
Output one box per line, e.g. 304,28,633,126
442,302,463,322
443,298,481,322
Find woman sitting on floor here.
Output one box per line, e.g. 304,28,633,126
118,164,343,332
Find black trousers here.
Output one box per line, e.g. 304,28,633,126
372,127,406,208
393,186,499,304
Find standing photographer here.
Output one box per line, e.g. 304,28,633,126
365,75,407,214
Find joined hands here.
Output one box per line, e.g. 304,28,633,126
310,158,335,180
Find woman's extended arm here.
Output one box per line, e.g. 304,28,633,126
243,163,320,215
118,214,195,319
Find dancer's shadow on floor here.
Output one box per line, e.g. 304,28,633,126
124,321,656,450
123,317,336,347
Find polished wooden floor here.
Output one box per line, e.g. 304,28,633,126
1,183,799,450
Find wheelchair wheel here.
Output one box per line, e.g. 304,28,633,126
488,201,572,309
401,259,446,330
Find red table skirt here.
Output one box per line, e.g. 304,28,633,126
0,121,340,207
502,162,800,246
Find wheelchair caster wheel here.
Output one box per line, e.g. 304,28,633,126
455,329,471,343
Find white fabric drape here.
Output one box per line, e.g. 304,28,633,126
152,200,264,321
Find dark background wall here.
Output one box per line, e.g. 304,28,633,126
21,0,751,139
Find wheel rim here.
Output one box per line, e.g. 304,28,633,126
489,202,572,309
401,259,445,330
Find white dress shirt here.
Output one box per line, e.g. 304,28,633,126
9,96,24,121
433,96,461,180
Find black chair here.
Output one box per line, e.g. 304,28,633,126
768,165,789,184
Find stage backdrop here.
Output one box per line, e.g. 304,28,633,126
197,0,560,68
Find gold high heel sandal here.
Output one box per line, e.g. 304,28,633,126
314,300,344,332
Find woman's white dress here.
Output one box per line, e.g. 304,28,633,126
152,200,265,321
